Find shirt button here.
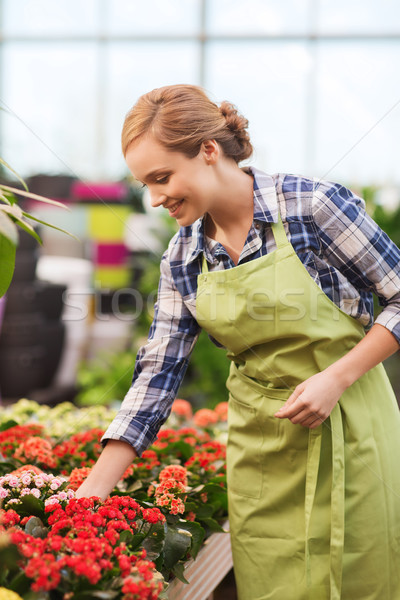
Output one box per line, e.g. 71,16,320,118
254,223,261,230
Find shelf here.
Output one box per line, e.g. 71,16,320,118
167,521,233,600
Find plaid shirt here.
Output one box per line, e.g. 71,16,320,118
102,167,400,455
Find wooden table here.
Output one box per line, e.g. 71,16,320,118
167,522,233,600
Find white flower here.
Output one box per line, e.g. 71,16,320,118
30,488,41,498
0,487,9,498
45,497,60,506
21,474,32,486
7,476,19,488
34,478,45,488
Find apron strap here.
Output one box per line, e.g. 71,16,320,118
201,253,209,274
305,428,322,590
305,405,345,600
270,212,290,249
329,403,345,599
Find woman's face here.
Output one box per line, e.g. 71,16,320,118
125,135,219,227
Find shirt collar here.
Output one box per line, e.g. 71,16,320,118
183,166,278,266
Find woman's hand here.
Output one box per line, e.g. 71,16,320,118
274,370,347,428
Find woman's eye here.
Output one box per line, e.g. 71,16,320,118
156,176,169,184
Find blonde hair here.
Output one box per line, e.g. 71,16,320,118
121,84,253,163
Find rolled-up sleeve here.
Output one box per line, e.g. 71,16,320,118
101,249,201,455
312,181,400,344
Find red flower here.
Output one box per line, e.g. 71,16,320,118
171,399,193,420
193,409,219,428
159,465,188,486
13,436,57,469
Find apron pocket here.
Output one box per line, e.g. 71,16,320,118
227,393,264,499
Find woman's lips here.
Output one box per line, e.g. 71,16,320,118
168,199,184,218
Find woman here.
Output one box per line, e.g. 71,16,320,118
76,84,400,599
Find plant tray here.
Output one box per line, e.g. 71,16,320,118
167,521,233,600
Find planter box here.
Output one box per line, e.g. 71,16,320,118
167,521,233,600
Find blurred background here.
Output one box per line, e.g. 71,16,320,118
0,0,399,408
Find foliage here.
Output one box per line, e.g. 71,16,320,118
0,398,229,598
0,159,77,297
75,351,135,407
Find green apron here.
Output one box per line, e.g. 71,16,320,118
195,210,400,600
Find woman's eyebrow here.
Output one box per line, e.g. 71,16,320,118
143,168,171,182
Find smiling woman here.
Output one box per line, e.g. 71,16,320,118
76,84,400,600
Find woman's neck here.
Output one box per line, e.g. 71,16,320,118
205,166,254,238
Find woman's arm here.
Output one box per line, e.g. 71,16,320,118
75,248,200,499
275,323,399,427
75,440,137,500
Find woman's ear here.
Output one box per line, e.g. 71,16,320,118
200,139,220,164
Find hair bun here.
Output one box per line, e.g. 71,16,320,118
219,101,252,162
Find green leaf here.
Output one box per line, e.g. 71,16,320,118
198,517,227,533
177,520,205,559
171,562,189,584
0,419,19,432
72,592,119,600
163,526,192,570
0,203,24,220
0,461,20,475
128,532,147,550
0,542,21,573
142,521,166,560
118,529,133,543
125,480,143,493
0,158,29,191
0,232,16,297
22,212,79,241
7,571,32,595
192,503,214,519
0,209,18,245
0,184,69,208
0,192,12,205
7,212,42,245
18,494,45,519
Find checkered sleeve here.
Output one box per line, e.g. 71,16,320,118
101,249,201,455
312,180,400,344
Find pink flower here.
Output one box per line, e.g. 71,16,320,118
21,474,32,486
0,487,9,498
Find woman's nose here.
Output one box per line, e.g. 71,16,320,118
150,192,167,208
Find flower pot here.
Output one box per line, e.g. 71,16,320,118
0,313,45,346
12,250,38,282
0,345,47,398
37,281,67,320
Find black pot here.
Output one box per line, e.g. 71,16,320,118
4,280,67,320
37,281,67,320
39,320,66,387
0,345,47,398
4,281,42,316
12,250,38,283
0,320,66,398
0,313,45,347
17,228,41,252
